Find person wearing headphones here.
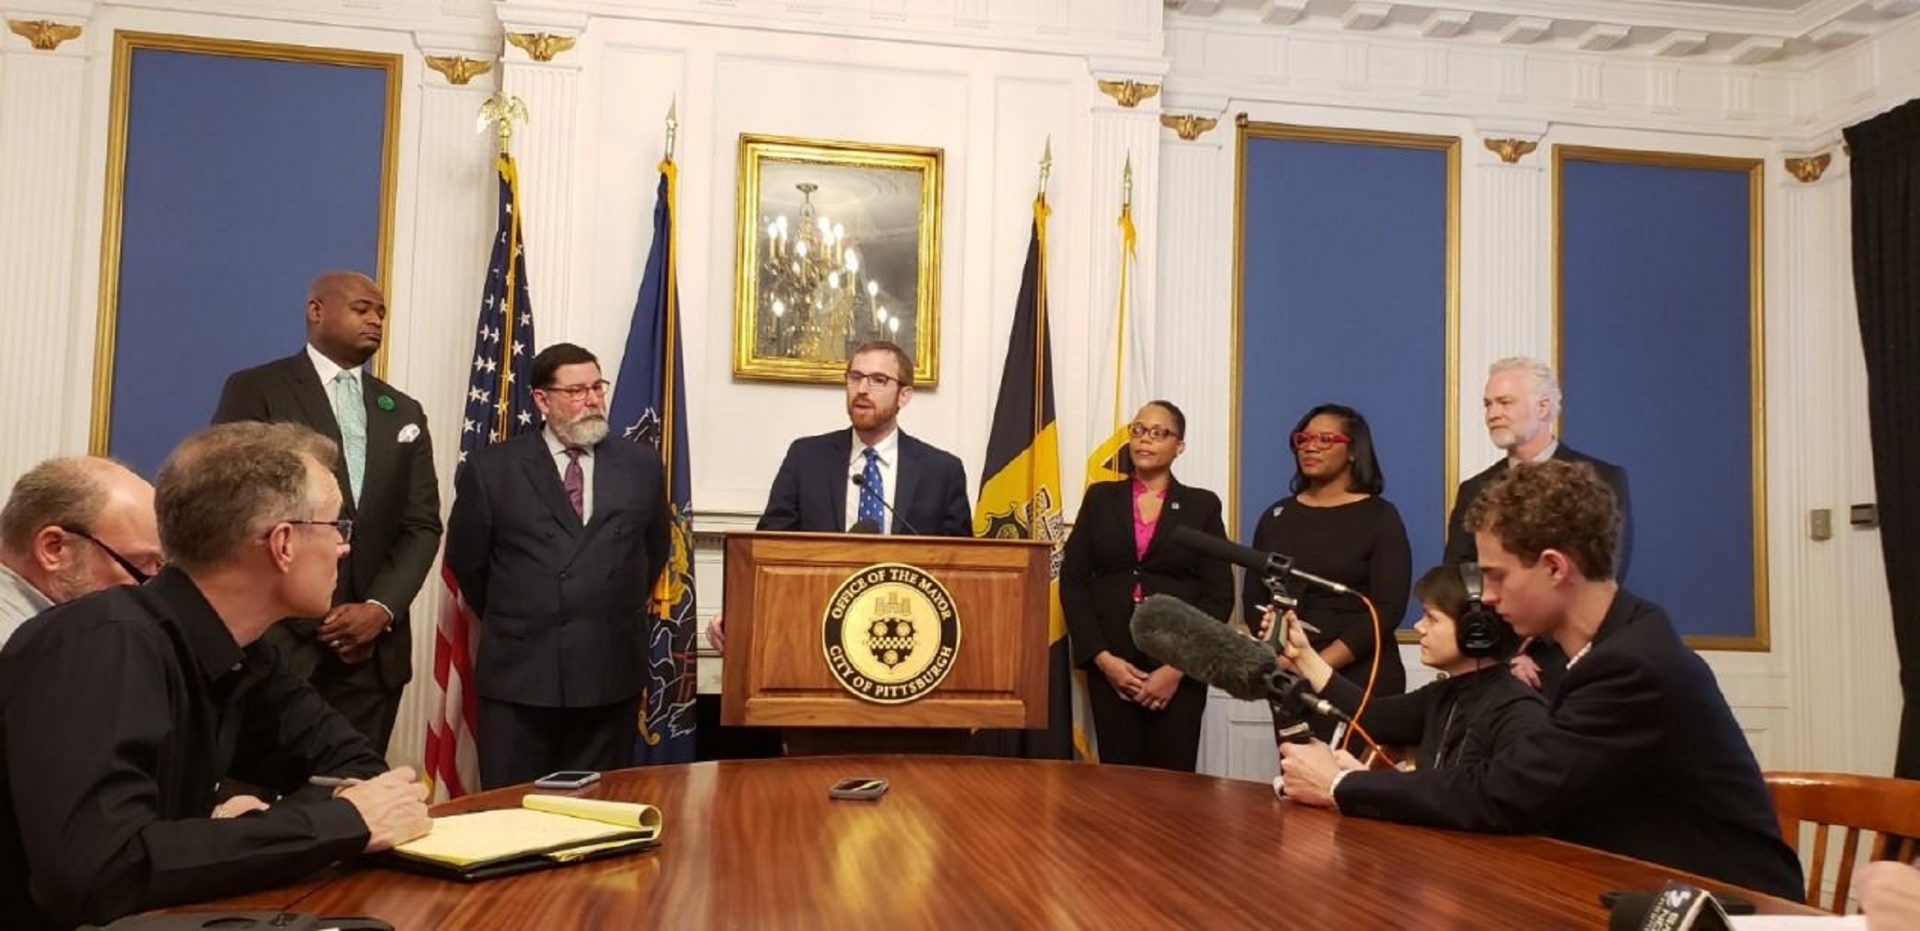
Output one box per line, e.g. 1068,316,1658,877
1266,564,1545,773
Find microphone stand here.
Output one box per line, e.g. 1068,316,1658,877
1256,575,1315,745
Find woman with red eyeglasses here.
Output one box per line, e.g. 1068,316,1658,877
1060,400,1234,772
1243,403,1410,740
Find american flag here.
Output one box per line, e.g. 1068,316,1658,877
424,153,539,800
612,158,698,763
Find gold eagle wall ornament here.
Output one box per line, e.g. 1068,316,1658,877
426,55,493,86
506,32,576,63
8,19,82,51
1096,79,1160,108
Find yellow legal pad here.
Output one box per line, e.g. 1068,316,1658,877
385,794,664,880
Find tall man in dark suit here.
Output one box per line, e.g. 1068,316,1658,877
706,340,971,652
1444,356,1630,691
212,271,442,753
446,343,671,789
1277,460,1803,902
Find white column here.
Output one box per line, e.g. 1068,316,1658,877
496,14,586,344
1077,71,1161,491
1773,154,1849,772
1459,133,1550,477
1154,122,1231,498
386,46,501,769
0,18,91,487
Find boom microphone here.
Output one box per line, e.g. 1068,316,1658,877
849,472,922,535
1129,594,1350,731
1168,526,1352,595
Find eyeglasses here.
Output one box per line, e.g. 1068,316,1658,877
1127,423,1182,441
845,370,901,390
57,525,161,584
286,518,354,544
1291,431,1352,449
541,380,611,400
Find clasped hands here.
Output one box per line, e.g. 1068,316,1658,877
319,602,389,663
1093,651,1183,711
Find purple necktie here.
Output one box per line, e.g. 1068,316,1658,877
563,448,585,518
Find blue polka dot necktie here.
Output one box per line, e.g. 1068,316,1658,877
858,446,886,532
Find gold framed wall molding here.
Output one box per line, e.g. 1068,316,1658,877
732,133,944,386
1550,143,1769,652
1231,120,1461,645
91,31,402,455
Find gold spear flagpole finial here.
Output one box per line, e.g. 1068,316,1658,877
665,98,679,161
477,92,529,153
1038,137,1052,197
1122,152,1133,210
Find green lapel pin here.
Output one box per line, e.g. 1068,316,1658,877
377,394,395,412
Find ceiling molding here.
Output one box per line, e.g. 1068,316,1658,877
1169,0,1920,64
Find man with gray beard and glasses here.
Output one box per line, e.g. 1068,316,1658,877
446,342,671,788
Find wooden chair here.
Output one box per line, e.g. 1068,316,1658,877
1765,771,1920,913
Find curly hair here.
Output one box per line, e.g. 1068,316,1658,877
1463,459,1620,581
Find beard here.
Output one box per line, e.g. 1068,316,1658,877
846,398,896,432
1488,425,1518,450
553,413,610,448
44,559,95,604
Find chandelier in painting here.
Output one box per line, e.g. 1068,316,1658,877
757,182,898,360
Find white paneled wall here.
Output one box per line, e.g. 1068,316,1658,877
0,0,1912,779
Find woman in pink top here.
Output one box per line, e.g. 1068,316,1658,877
1059,401,1234,772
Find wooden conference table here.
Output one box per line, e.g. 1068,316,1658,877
184,756,1816,928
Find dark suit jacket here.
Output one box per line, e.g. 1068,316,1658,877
756,428,972,536
1333,590,1804,901
1059,478,1235,670
445,430,671,709
212,352,442,689
1444,442,1633,580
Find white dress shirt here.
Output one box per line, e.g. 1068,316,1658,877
0,563,54,648
544,428,596,523
305,343,363,413
844,427,901,532
1507,437,1560,469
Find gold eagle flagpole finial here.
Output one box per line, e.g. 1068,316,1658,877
1038,137,1052,198
477,92,528,153
665,98,679,162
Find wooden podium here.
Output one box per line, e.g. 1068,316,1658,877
721,531,1051,751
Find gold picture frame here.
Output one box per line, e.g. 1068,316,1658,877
733,134,943,386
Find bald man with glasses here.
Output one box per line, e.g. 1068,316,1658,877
0,457,163,646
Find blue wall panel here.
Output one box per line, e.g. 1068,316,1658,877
1237,131,1454,628
105,43,392,476
1558,154,1761,643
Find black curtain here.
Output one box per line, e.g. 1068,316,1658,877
1845,100,1920,779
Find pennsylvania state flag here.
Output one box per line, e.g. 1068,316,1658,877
972,194,1083,760
611,157,698,764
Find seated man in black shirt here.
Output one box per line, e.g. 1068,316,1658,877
1277,460,1803,901
0,422,431,927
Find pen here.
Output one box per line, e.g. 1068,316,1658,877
308,775,358,788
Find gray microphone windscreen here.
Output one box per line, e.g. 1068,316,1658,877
1129,594,1276,701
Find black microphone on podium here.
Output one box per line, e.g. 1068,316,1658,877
849,473,922,535
1130,594,1349,746
848,518,881,534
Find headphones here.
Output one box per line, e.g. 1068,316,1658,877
1456,563,1504,659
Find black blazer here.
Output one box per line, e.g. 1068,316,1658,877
1444,442,1633,579
1319,665,1544,772
756,428,973,537
1059,478,1234,670
1333,590,1804,901
212,352,443,689
444,430,671,708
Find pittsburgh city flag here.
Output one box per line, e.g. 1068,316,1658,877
972,192,1081,760
611,155,699,764
1087,186,1151,484
424,153,541,801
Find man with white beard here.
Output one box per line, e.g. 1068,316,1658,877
446,342,672,788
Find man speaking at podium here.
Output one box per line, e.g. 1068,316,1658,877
1277,460,1803,902
708,341,971,653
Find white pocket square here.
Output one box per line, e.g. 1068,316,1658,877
397,424,421,444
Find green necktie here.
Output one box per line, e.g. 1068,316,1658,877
331,370,367,505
